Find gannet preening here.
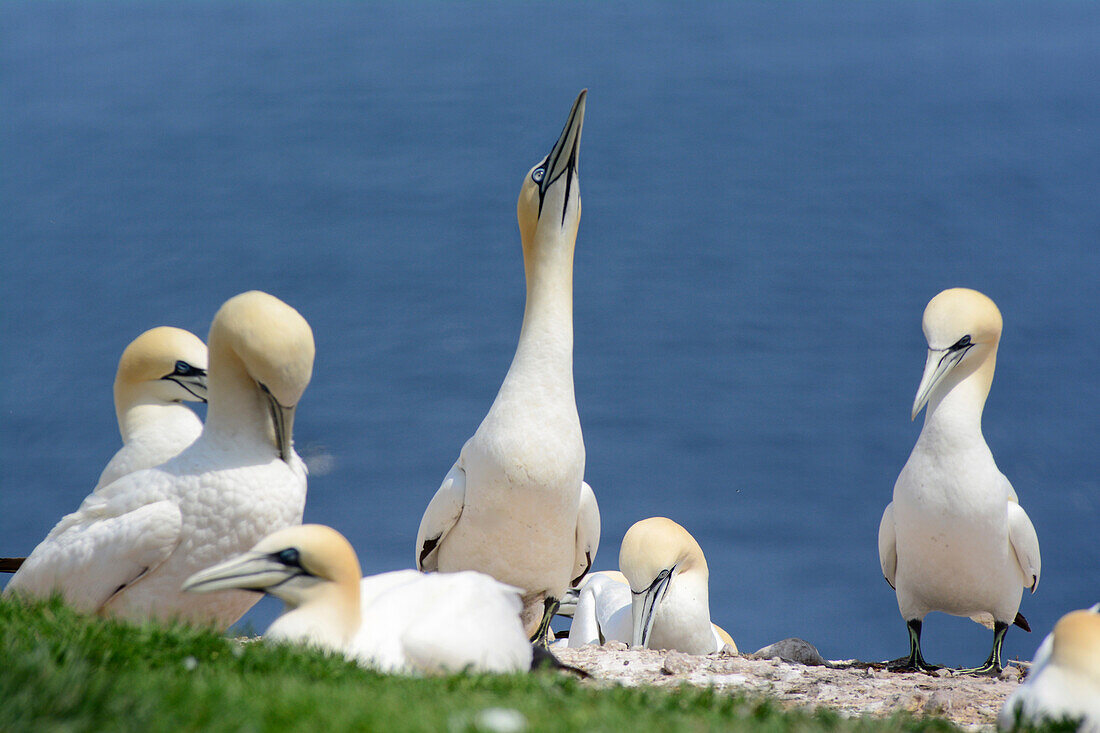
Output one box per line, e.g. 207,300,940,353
878,288,1040,674
184,525,533,674
565,520,736,654
415,90,599,646
96,326,209,489
999,605,1100,731
0,326,208,576
6,291,313,629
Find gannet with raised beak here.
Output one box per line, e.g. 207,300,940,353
184,525,533,674
6,291,313,629
96,326,209,489
878,288,1040,674
565,518,735,654
999,605,1100,731
415,90,600,646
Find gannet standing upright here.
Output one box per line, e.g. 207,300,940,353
6,291,314,629
999,605,1100,731
415,90,600,645
184,525,533,674
878,288,1040,674
96,326,208,489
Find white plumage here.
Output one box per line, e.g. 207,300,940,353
95,326,208,489
415,90,599,642
6,291,314,630
999,605,1100,732
879,288,1040,673
184,525,533,674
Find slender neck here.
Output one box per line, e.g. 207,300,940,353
517,229,575,362
270,581,361,651
203,343,276,454
922,347,997,441
115,398,193,443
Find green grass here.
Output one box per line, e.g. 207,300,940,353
0,597,1008,732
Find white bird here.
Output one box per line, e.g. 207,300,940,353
183,524,534,674
415,90,600,645
999,605,1100,732
96,326,208,490
878,288,1040,674
5,291,314,629
0,326,208,576
566,518,736,655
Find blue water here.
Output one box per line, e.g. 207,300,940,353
2,2,1098,666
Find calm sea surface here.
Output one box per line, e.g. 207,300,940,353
2,2,1098,665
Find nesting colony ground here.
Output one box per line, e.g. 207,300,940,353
555,641,1023,730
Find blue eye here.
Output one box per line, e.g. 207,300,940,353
951,335,972,351
531,168,545,183
277,548,301,566
174,361,190,375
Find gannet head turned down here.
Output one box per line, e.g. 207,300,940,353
207,291,315,462
911,287,1003,420
516,89,586,268
619,517,709,649
114,326,208,413
183,524,362,647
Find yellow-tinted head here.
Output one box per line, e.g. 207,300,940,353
516,90,586,262
183,524,362,608
208,291,315,460
114,326,208,407
1051,609,1100,683
911,287,1003,419
619,517,708,592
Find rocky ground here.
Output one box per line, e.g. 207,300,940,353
553,639,1023,731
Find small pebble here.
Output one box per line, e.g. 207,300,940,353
999,665,1021,682
935,668,952,678
662,651,698,675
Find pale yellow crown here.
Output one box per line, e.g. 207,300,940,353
209,291,315,407
1051,609,1100,683
619,517,708,592
251,524,362,588
115,326,207,391
922,287,1002,350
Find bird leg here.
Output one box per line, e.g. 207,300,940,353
954,620,1009,676
530,596,559,649
887,619,941,673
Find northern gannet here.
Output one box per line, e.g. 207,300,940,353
566,518,737,654
96,326,208,489
184,524,533,674
878,288,1040,674
6,291,313,629
1,326,208,576
999,605,1100,731
415,90,600,646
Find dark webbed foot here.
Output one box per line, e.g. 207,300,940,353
953,619,1011,676
888,618,941,673
886,656,942,674
529,596,559,649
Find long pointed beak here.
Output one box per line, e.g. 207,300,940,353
911,346,970,420
630,567,673,648
182,552,291,594
538,89,587,221
165,371,208,403
260,384,297,462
